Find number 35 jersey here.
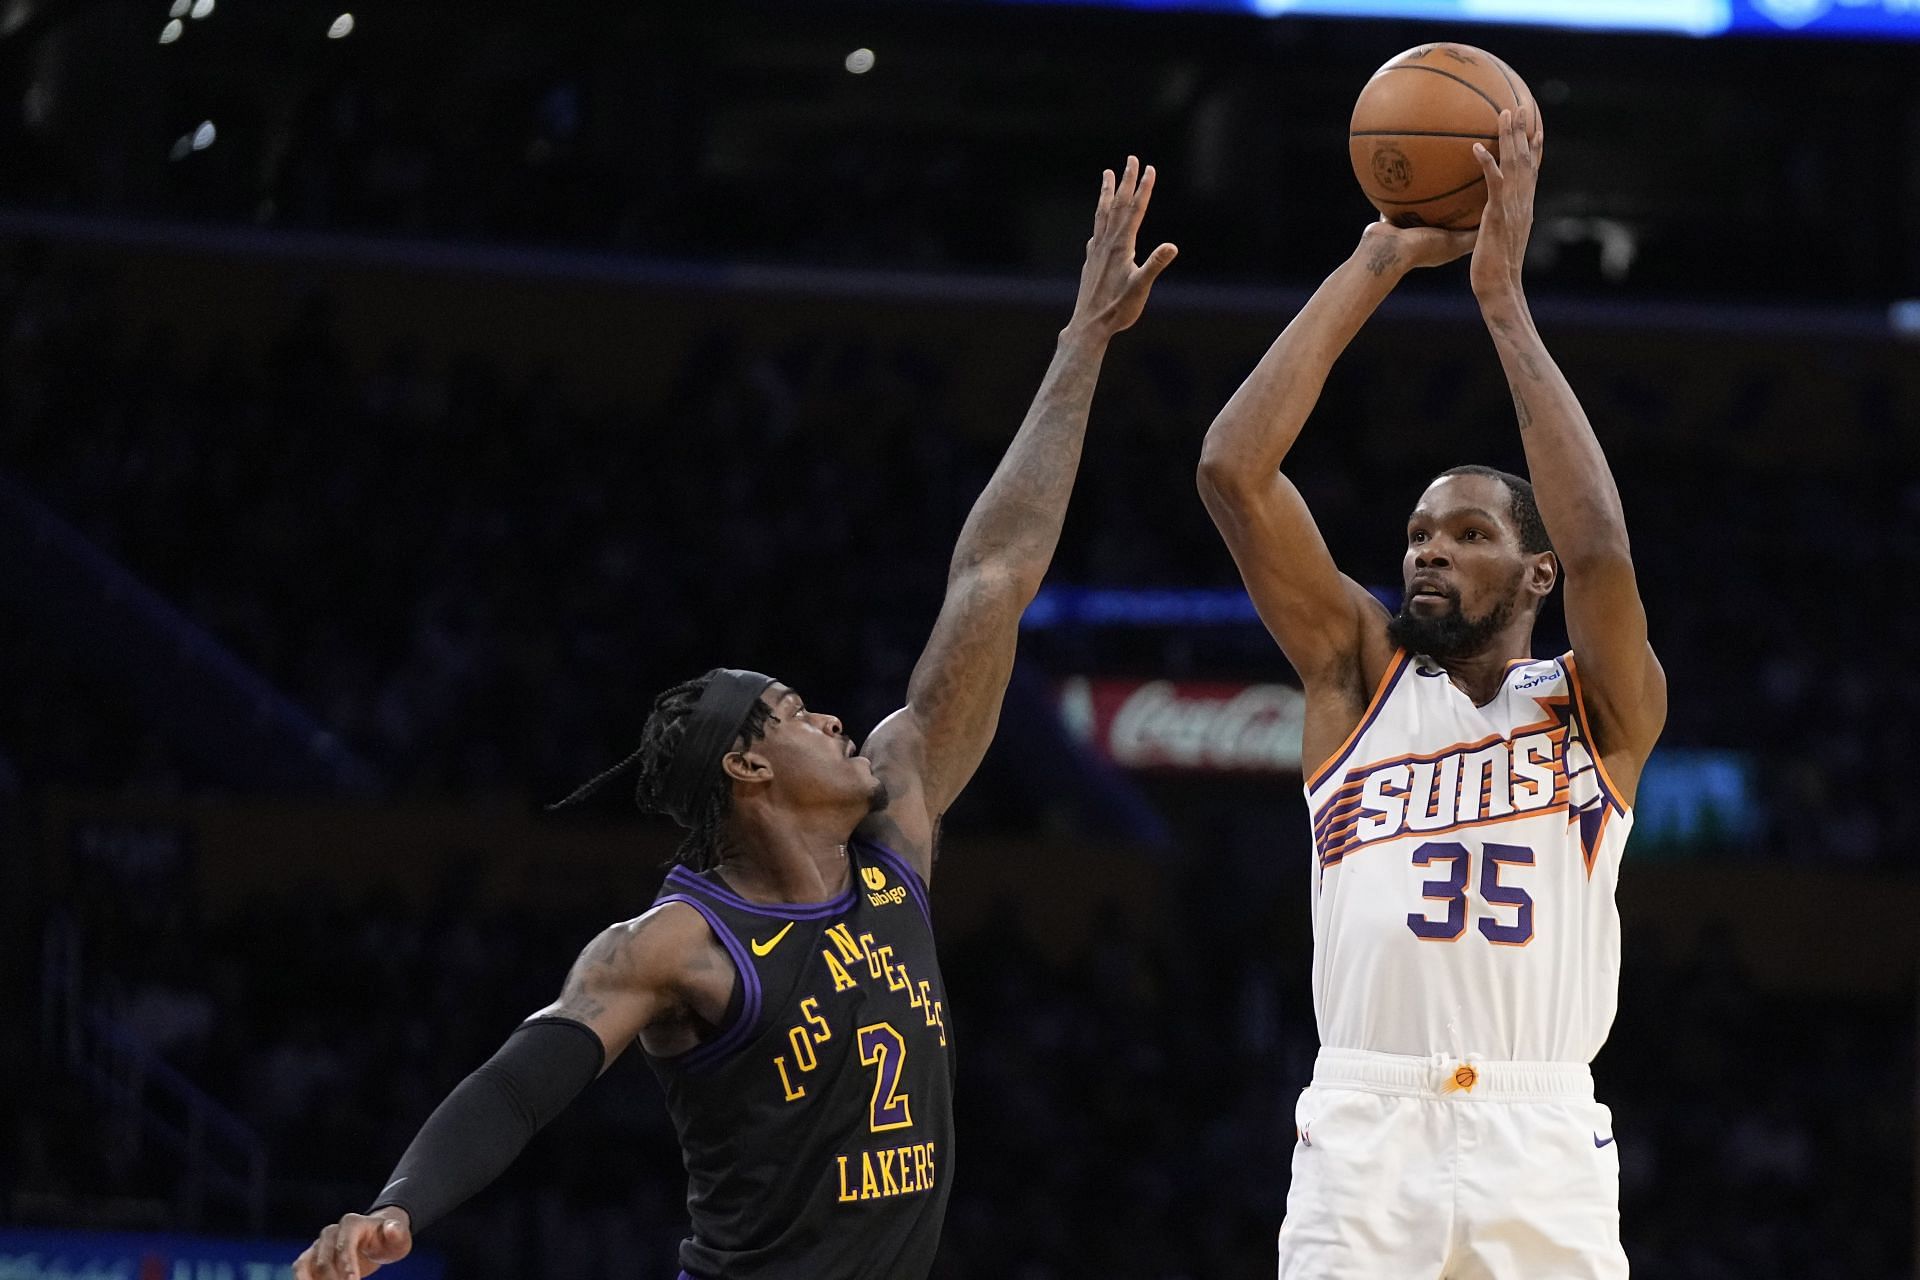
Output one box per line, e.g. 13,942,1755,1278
1304,649,1634,1064
645,840,954,1280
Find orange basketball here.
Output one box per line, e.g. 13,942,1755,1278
1349,43,1536,230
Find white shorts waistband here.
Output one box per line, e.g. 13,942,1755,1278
1311,1047,1594,1103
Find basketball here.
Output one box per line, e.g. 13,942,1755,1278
1349,43,1536,230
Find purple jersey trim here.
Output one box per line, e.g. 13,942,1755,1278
855,838,932,925
654,893,763,1069
665,865,857,920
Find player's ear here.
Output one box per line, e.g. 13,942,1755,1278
1527,552,1558,598
722,748,773,784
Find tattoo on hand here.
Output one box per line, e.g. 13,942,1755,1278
1365,239,1399,277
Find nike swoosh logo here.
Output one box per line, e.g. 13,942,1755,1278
379,1177,408,1197
750,922,796,956
1593,1134,1615,1148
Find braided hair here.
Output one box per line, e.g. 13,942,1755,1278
555,669,775,870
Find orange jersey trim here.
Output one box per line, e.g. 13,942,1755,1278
1304,649,1412,794
1561,652,1628,816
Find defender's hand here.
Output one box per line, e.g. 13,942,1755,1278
1357,219,1477,276
293,1209,413,1280
1067,156,1178,339
1469,105,1545,301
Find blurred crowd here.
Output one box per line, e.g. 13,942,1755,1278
4,238,1919,859
15,844,1908,1279
5,4,1916,300
2,234,1915,1275
4,5,1917,1276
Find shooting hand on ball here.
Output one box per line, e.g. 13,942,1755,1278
1469,105,1545,301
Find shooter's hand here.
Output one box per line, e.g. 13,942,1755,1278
1357,218,1477,276
1470,104,1545,301
1067,156,1179,339
293,1208,413,1280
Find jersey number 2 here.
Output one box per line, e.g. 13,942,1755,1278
1406,840,1534,945
857,1023,913,1132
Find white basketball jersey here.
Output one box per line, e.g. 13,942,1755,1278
1304,649,1632,1063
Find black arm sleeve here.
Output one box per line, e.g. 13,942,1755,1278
368,1016,605,1232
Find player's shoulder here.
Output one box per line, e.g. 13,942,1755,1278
585,899,727,983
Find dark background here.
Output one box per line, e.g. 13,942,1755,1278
3,1,1917,1277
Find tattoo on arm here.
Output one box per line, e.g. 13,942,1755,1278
553,925,641,1024
1365,239,1400,277
900,333,1113,816
1512,390,1534,433
1518,351,1545,382
947,336,1105,579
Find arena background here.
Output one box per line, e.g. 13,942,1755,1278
3,1,1918,1276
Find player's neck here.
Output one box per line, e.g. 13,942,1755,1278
1438,638,1533,706
717,806,856,904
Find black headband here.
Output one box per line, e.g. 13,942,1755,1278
658,669,776,827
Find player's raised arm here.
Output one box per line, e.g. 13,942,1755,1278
1468,106,1666,801
292,903,714,1280
859,158,1176,875
1196,221,1472,728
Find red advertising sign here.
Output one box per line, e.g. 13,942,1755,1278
1056,677,1305,774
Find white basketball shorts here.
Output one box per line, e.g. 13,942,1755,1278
1278,1048,1627,1279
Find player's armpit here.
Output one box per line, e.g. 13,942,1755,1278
864,625,990,886
1561,554,1667,805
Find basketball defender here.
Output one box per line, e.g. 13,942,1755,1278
1198,108,1663,1278
292,159,1177,1280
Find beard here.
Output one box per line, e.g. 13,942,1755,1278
1386,576,1521,660
865,775,892,814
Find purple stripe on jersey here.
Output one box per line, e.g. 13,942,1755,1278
655,893,764,1068
665,865,857,920
1306,649,1413,793
856,838,932,925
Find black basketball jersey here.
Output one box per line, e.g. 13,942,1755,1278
646,839,955,1280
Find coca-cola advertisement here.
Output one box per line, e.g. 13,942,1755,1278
1055,676,1306,774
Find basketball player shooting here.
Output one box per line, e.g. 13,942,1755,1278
290,159,1175,1280
1198,107,1664,1278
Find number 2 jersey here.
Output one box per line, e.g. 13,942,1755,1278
645,839,954,1280
1304,649,1634,1064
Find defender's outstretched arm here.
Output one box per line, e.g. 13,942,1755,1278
862,158,1177,877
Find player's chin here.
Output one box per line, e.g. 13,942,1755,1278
864,772,891,814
